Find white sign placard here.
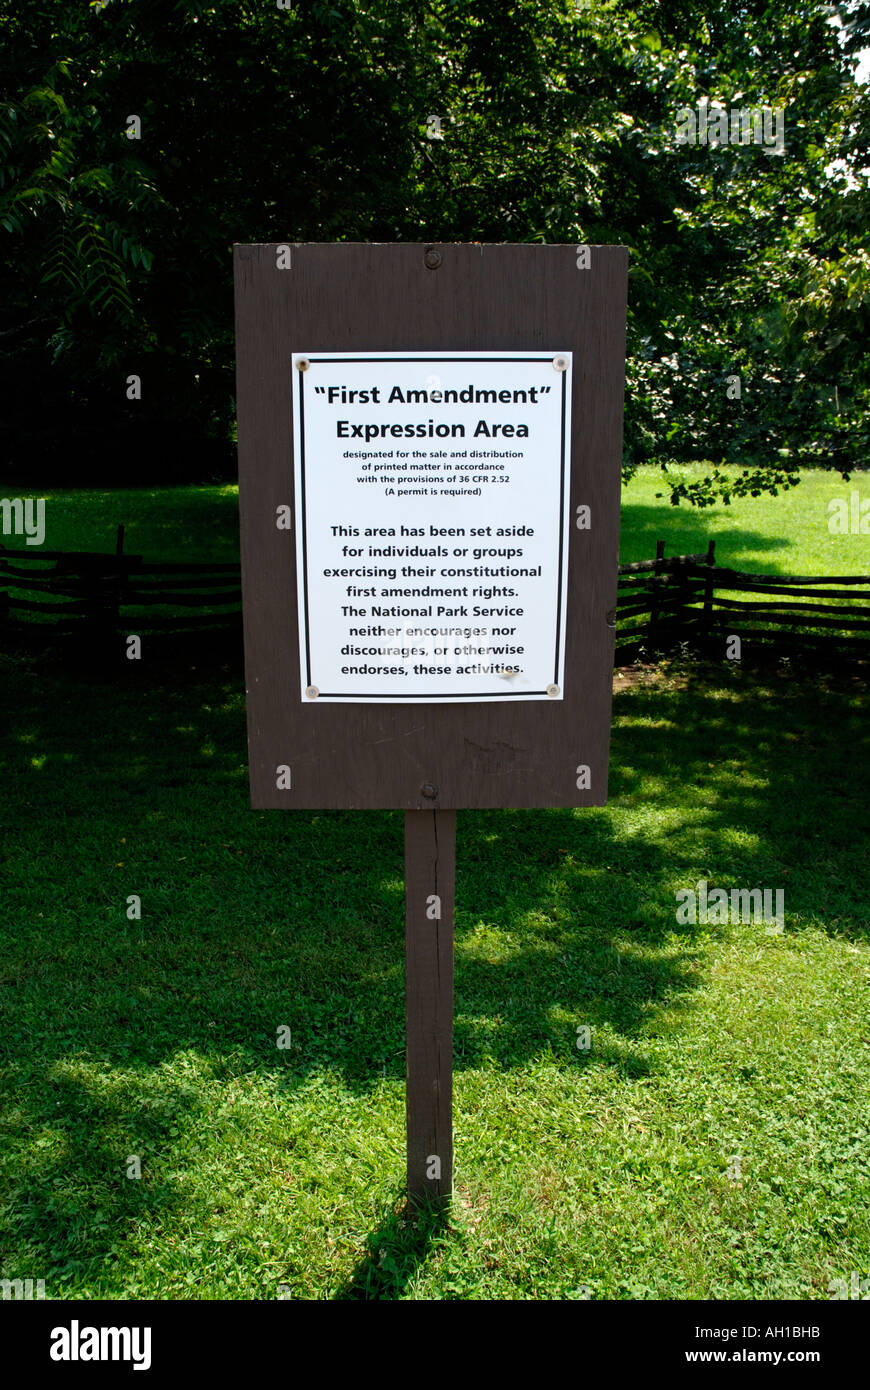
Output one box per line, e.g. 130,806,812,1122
292,351,572,703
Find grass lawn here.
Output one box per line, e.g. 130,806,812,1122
0,655,867,1300
0,468,867,1299
620,466,869,574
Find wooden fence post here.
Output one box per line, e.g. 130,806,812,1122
113,524,126,634
702,538,716,651
649,539,666,653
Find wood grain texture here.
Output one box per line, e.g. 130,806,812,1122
404,809,455,1202
234,242,627,809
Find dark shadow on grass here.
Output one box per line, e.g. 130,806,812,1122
0,654,866,1289
0,1057,192,1292
618,502,792,571
334,1195,450,1300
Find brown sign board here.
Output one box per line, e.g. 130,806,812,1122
234,242,627,810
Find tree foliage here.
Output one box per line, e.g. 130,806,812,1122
0,0,866,494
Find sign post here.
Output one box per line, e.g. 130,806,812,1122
405,807,455,1202
234,242,628,1204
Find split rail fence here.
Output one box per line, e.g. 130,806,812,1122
1,531,868,665
615,539,870,662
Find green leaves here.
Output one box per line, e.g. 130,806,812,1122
1,0,867,492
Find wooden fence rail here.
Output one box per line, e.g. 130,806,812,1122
613,540,870,662
1,533,868,664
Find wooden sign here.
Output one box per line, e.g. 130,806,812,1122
235,243,626,812
234,243,628,1200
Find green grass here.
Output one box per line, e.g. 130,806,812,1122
0,657,867,1299
4,466,868,575
0,468,867,1299
620,466,869,575
1,484,241,564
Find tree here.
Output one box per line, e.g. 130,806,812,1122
0,0,866,499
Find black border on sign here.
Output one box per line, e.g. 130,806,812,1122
296,353,570,702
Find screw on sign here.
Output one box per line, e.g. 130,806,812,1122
234,242,628,1203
